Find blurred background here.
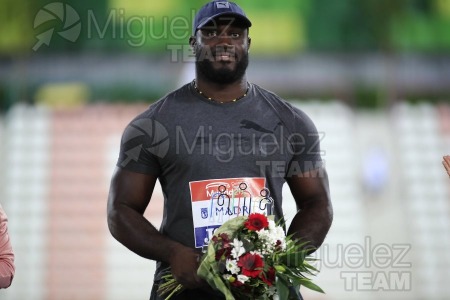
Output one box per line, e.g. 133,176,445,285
0,0,449,299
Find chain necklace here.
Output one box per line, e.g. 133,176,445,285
193,80,249,104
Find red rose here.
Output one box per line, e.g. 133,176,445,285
231,280,244,287
212,233,231,248
218,233,231,248
275,240,282,250
244,213,269,231
260,267,276,286
237,253,264,278
215,247,232,261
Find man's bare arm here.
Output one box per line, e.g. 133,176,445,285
286,168,333,252
107,167,203,288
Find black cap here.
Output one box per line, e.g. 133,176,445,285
193,1,252,35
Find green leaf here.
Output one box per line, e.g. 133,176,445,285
296,278,325,294
279,250,308,266
214,216,246,237
276,275,290,300
197,242,235,300
303,260,320,273
242,237,255,252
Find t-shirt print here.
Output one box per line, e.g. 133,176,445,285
189,177,274,249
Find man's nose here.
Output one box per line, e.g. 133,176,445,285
216,32,232,46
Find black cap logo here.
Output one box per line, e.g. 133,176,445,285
216,2,230,9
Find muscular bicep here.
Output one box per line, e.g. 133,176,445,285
285,168,333,247
106,167,173,261
286,167,330,211
107,167,158,215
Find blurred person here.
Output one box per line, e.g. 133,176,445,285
0,204,15,289
443,155,450,177
362,147,389,195
107,1,333,299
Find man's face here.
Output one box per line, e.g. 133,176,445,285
191,18,251,84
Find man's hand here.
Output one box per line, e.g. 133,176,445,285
168,244,205,289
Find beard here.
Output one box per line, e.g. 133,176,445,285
194,45,249,84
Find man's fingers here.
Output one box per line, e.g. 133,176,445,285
182,274,204,289
194,274,204,285
168,246,206,289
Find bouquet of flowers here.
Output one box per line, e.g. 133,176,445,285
158,213,323,300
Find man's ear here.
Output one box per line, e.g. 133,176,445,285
189,36,197,53
189,36,196,47
247,36,251,51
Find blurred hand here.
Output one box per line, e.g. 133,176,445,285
443,155,450,177
168,244,204,289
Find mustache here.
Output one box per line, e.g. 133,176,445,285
213,46,236,56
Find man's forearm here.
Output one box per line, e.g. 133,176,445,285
287,197,333,253
108,204,183,264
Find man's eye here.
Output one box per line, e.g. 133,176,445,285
206,31,217,37
231,33,240,38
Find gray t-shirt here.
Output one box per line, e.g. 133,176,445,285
117,81,322,280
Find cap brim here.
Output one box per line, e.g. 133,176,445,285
196,12,252,32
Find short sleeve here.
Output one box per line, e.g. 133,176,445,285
116,116,166,176
286,107,323,176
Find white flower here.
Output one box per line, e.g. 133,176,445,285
250,250,263,257
257,229,270,240
268,219,276,230
225,258,240,275
263,222,287,251
273,226,285,240
237,274,249,283
231,238,246,258
266,285,277,297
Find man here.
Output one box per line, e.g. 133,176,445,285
107,1,333,299
0,204,15,289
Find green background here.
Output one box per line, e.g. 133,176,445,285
2,0,450,55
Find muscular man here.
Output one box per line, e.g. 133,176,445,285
107,1,333,299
